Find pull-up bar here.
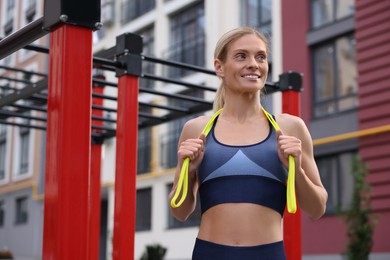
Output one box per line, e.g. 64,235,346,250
0,1,303,259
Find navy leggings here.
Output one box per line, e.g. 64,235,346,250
192,238,286,260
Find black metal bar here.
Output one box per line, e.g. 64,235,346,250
24,42,49,54
0,78,48,108
139,102,189,114
138,111,165,120
0,76,34,85
0,65,47,77
0,109,46,121
92,104,116,113
92,78,118,88
143,55,216,75
93,56,121,69
11,103,47,113
142,73,216,92
139,87,214,105
91,124,116,132
92,92,117,101
0,119,46,130
91,115,116,124
0,17,48,60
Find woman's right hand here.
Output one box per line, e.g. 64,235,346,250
177,134,206,174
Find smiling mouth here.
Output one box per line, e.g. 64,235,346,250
242,75,261,80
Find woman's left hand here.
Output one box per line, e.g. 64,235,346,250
276,130,302,170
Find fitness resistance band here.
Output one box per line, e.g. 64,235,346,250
170,108,297,214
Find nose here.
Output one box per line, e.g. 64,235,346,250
247,56,259,70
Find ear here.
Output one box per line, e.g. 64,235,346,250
214,59,224,77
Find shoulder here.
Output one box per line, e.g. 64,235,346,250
275,113,309,138
181,115,212,138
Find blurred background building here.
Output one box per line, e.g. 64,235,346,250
0,0,389,259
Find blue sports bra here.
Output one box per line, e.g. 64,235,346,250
197,117,288,216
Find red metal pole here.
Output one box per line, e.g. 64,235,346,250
112,75,139,260
89,80,105,260
43,24,93,260
282,90,302,260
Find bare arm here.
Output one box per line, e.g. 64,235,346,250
168,117,208,221
277,114,328,219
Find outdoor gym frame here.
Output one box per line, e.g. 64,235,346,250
0,0,303,259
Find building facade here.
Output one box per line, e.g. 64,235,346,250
0,0,389,259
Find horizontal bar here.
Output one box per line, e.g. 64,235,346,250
92,78,118,88
0,65,47,77
0,17,48,60
140,87,213,105
0,78,48,108
92,104,116,113
91,115,116,124
142,73,216,92
0,109,46,121
143,55,216,75
93,56,121,69
313,124,390,146
0,119,46,130
139,102,189,114
11,103,47,112
0,76,33,85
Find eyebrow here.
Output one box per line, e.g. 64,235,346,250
232,49,267,54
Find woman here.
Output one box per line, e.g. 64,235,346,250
169,27,328,260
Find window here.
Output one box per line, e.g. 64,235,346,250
316,152,355,214
167,183,201,228
241,0,272,45
19,124,30,174
0,125,7,181
136,188,152,231
0,201,4,227
313,34,357,117
139,26,155,89
101,0,114,26
3,0,15,65
241,0,273,74
137,107,152,174
4,0,15,33
25,0,37,23
166,2,205,77
121,0,156,24
311,0,355,28
160,89,204,169
15,197,28,224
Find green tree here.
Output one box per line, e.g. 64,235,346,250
140,244,167,260
342,155,377,260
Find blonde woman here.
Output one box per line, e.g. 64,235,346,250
169,27,327,260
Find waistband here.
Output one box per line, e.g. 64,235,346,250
192,238,286,260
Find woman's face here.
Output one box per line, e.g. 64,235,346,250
215,34,269,93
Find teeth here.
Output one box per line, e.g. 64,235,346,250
242,75,259,79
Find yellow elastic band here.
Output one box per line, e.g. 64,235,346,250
170,109,222,208
262,107,297,214
171,108,297,214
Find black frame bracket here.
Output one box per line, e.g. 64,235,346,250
43,0,102,31
115,33,143,77
278,71,303,92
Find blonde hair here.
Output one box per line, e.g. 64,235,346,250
213,27,270,111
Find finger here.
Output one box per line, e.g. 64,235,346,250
199,134,206,151
276,129,283,139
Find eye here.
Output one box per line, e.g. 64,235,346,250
235,53,246,60
256,54,267,62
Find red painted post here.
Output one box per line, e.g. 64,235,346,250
112,33,142,260
89,78,105,260
112,75,139,260
282,90,302,260
42,24,93,260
